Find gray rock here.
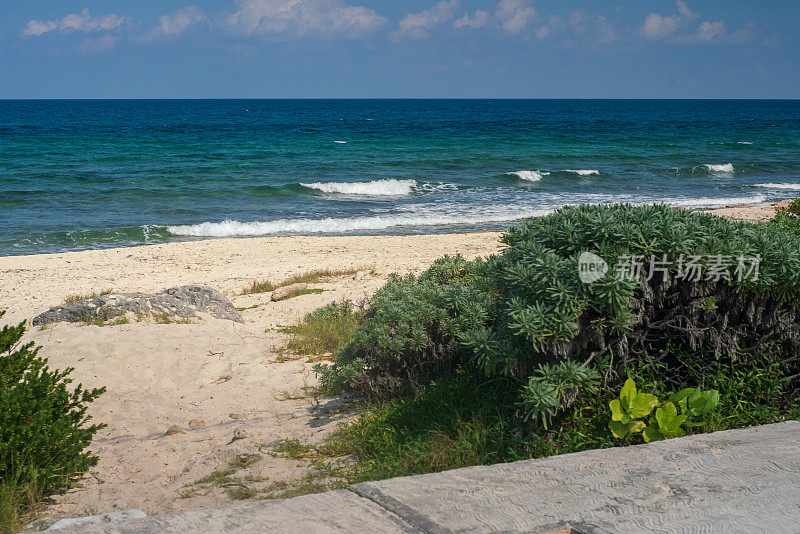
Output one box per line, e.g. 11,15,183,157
270,283,309,302
33,286,243,325
23,516,57,531
353,270,365,281
46,509,146,530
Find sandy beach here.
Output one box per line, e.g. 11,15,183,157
1,232,503,518
0,201,788,519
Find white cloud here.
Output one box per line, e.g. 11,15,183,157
396,0,460,38
675,0,698,20
61,9,125,32
228,0,386,37
495,0,535,34
453,9,489,30
149,6,206,38
23,20,56,37
640,0,751,45
23,8,126,37
642,12,680,39
695,20,725,42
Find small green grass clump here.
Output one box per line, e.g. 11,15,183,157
240,266,373,295
242,280,277,295
266,439,321,460
280,267,370,286
62,289,112,305
282,302,361,357
272,288,324,302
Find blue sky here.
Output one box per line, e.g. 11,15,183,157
1,1,798,98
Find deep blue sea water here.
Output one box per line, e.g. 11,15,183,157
1,99,799,256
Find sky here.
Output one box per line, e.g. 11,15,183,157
1,1,798,99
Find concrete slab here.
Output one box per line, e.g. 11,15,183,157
54,490,421,534
353,421,800,534
56,421,800,534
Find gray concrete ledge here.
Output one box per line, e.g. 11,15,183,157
59,421,800,534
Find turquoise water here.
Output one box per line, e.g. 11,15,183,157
1,99,799,256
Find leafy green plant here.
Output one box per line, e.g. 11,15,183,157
642,402,686,442
608,379,658,439
609,379,719,443
670,387,720,426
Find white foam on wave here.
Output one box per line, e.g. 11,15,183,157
702,163,734,173
334,140,347,144
737,141,752,145
664,194,766,209
167,208,554,237
564,169,600,176
300,179,417,196
508,170,550,182
754,183,800,190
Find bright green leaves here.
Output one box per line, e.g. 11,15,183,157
619,378,659,418
608,378,718,443
643,402,687,442
608,378,658,439
670,387,719,426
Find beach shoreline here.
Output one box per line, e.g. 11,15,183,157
0,199,790,519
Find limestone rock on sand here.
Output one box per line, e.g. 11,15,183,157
270,283,309,302
33,285,243,325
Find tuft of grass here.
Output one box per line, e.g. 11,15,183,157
240,266,374,295
272,288,324,302
242,280,277,295
0,481,40,534
186,454,261,498
225,486,257,500
261,472,331,500
280,267,372,287
79,308,110,326
62,290,112,306
282,301,362,357
265,439,321,460
152,312,171,324
109,315,130,326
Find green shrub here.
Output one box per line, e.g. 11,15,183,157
0,310,105,527
283,301,363,357
315,268,490,398
320,204,800,421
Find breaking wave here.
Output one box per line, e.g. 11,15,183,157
754,183,800,190
564,169,600,176
507,170,550,182
702,163,735,173
300,179,417,196
166,208,553,237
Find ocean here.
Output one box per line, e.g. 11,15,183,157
1,99,798,256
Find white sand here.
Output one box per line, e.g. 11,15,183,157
0,233,503,517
